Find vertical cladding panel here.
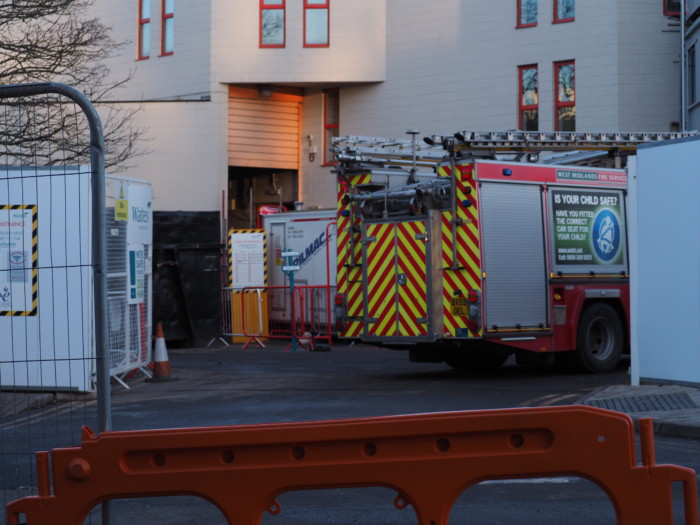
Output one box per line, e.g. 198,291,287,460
336,174,370,338
228,88,301,170
364,223,397,337
480,181,548,328
439,163,482,338
396,221,428,337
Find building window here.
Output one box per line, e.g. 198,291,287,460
261,0,285,47
305,0,329,47
664,0,681,16
161,0,174,55
517,0,538,28
519,65,539,130
323,89,339,165
554,0,574,23
138,0,150,60
689,45,697,106
555,60,575,131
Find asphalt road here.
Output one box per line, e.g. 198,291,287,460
98,343,699,525
112,343,633,429
3,343,698,524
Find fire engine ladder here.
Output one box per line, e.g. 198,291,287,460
333,129,697,271
333,130,697,167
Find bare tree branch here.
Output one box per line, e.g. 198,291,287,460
0,0,147,170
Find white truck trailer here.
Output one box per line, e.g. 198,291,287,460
262,209,337,337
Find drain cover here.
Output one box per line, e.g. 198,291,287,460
585,392,698,413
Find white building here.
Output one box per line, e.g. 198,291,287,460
92,0,682,231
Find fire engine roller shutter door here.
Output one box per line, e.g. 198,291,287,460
228,94,300,170
479,182,548,329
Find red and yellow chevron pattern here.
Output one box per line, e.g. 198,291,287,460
365,223,397,337
364,220,428,338
396,221,428,336
439,163,482,337
336,173,370,338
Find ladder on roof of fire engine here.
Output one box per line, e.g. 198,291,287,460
332,130,697,166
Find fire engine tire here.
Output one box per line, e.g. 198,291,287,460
575,302,624,373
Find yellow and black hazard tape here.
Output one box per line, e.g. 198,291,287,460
0,204,38,316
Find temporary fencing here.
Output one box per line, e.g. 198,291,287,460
105,176,153,386
222,284,334,350
0,83,111,519
5,406,699,524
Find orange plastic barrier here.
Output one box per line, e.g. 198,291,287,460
6,406,699,525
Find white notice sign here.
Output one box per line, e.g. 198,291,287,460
230,230,266,289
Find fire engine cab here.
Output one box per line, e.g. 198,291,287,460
332,130,694,372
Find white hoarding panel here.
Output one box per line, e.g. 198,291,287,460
0,167,93,391
635,137,700,386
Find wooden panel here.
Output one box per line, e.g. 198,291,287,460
228,91,301,170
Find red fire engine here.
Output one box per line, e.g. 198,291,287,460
332,130,692,372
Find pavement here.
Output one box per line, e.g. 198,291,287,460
581,383,700,441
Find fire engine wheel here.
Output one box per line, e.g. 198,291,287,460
576,302,624,373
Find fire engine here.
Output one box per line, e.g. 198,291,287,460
332,130,694,372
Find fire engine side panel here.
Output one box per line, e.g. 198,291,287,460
546,187,628,275
337,173,371,338
478,181,548,330
363,222,398,337
473,161,627,188
439,162,482,338
395,221,429,337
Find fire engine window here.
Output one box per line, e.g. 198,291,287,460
517,0,537,27
261,0,285,48
304,0,329,47
519,65,538,131
554,0,575,23
555,60,575,131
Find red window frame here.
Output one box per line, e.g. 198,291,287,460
161,0,174,56
553,0,575,23
554,60,575,131
137,0,150,60
323,88,339,165
260,0,285,48
517,0,537,28
304,0,330,48
518,65,538,130
664,0,681,17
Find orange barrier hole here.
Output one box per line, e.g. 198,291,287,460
448,476,617,525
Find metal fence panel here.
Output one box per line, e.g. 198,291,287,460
0,83,109,521
105,176,153,383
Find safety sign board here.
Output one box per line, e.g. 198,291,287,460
229,230,267,289
550,188,626,270
128,244,145,304
0,205,37,315
115,182,128,221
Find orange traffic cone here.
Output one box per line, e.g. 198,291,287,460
146,322,178,382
